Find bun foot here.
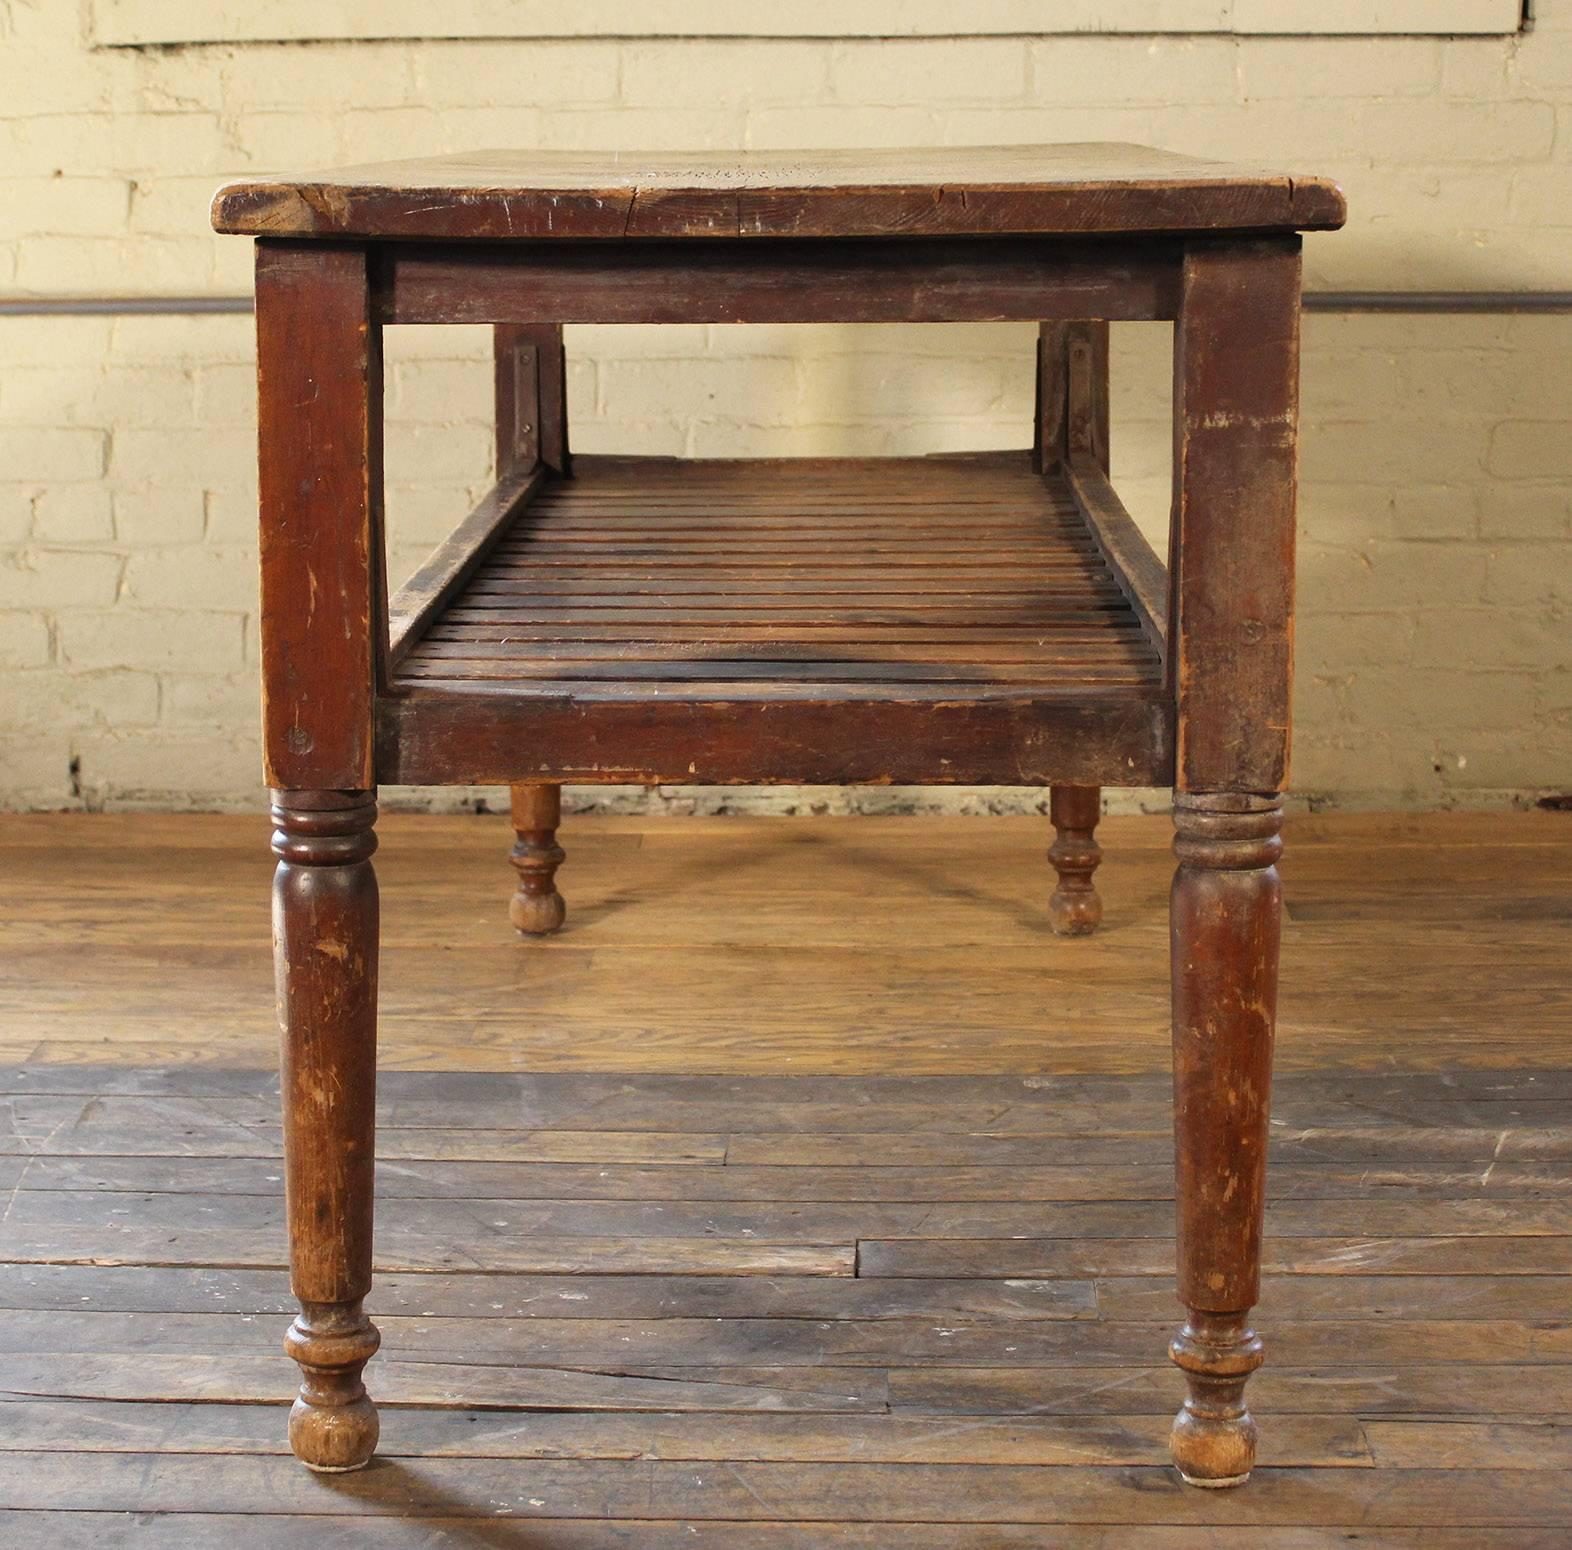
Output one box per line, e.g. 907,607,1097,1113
1169,1314,1263,1488
289,1391,380,1473
510,885,566,936
1048,784,1103,936
509,783,567,937
1048,885,1103,936
284,1304,380,1472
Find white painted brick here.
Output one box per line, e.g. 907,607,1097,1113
101,113,229,176
217,45,415,114
1440,39,1511,97
622,41,829,108
11,668,160,729
1359,100,1556,164
1033,37,1236,105
1508,162,1572,228
0,735,76,808
0,44,118,116
0,318,113,367
598,358,800,427
31,486,116,543
108,316,253,366
192,364,257,427
1477,485,1572,541
1487,422,1572,480
0,428,107,483
0,488,33,545
0,550,123,609
1239,37,1439,98
160,673,260,727
223,110,345,169
417,41,618,107
12,235,213,294
540,107,748,152
60,610,247,672
1513,25,1572,87
1389,486,1478,542
1,363,187,431
3,6,1572,808
831,39,1028,104
335,107,453,163
70,729,261,806
6,176,130,236
110,427,252,489
936,106,1155,149
122,547,258,611
0,611,51,668
1414,610,1572,671
114,486,208,545
746,106,940,151
1482,543,1572,606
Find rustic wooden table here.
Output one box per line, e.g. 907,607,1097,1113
213,143,1345,1486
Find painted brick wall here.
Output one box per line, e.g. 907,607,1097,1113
1,5,1569,812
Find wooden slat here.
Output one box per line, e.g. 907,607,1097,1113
1064,453,1170,653
382,453,1171,784
385,463,546,668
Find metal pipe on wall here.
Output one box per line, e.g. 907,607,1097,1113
3,292,1572,317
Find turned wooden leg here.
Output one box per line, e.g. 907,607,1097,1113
1168,793,1282,1487
272,791,381,1473
1047,784,1103,936
509,782,566,935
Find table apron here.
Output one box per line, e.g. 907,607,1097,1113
374,238,1183,326
374,689,1173,788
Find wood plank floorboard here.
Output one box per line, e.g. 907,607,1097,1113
0,810,1567,1542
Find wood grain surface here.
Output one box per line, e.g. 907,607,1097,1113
379,454,1172,787
1,1049,1569,1536
1,807,1568,1535
210,143,1347,240
2,809,1568,1073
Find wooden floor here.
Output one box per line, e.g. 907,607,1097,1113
0,809,1569,1545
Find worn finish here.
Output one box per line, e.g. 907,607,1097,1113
270,791,381,1472
1169,794,1284,1486
1048,786,1104,937
211,144,1347,240
383,454,1170,787
495,321,570,477
3,1053,1572,1538
509,783,567,936
1171,240,1302,793
254,244,384,784
379,238,1184,326
228,144,1336,1483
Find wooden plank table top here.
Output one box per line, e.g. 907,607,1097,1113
211,142,1348,240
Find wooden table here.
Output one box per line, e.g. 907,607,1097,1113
213,144,1345,1487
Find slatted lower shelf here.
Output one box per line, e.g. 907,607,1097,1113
378,452,1173,787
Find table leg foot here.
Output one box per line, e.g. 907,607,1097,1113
1169,1310,1263,1486
510,782,566,935
1048,784,1103,935
286,1301,381,1472
1169,792,1281,1489
272,790,381,1473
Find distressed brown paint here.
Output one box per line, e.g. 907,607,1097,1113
225,144,1337,1482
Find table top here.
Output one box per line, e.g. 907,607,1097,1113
211,143,1346,242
